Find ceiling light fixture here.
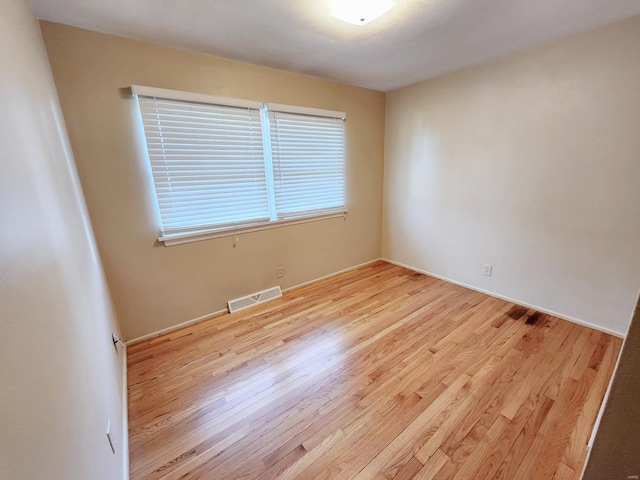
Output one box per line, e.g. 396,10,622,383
329,0,397,26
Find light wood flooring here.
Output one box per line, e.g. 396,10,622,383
127,261,622,479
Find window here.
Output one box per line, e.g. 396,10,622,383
269,107,345,219
133,86,346,245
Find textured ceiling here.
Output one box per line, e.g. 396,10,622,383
30,0,640,91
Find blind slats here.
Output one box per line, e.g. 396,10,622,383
269,110,345,218
138,95,270,235
135,90,345,237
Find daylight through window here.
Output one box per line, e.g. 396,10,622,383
133,86,346,244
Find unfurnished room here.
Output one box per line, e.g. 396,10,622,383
2,0,640,479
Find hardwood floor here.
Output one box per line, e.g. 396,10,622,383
127,261,622,479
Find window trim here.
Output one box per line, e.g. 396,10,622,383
131,85,348,245
131,85,346,120
159,209,348,246
267,102,346,120
131,84,264,110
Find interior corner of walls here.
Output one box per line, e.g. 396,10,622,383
40,24,387,343
380,20,640,342
381,258,627,339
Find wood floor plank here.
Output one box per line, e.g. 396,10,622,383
305,388,446,480
350,374,472,480
561,336,621,471
393,456,424,480
491,395,555,480
414,449,449,480
452,404,532,480
427,421,489,479
127,261,621,479
553,462,577,480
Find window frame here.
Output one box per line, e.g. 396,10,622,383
132,85,348,246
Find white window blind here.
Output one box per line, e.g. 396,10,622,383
268,109,345,218
136,94,270,236
132,85,347,243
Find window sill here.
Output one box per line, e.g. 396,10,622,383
158,209,348,246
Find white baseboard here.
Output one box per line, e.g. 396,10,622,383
282,258,381,293
126,256,623,347
125,258,382,346
125,308,228,346
381,258,626,339
120,341,129,480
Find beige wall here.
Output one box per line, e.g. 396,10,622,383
40,22,386,341
383,16,640,336
0,1,126,479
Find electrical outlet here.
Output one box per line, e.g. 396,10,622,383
276,266,284,278
483,264,493,277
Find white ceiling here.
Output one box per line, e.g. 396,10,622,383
30,0,640,91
